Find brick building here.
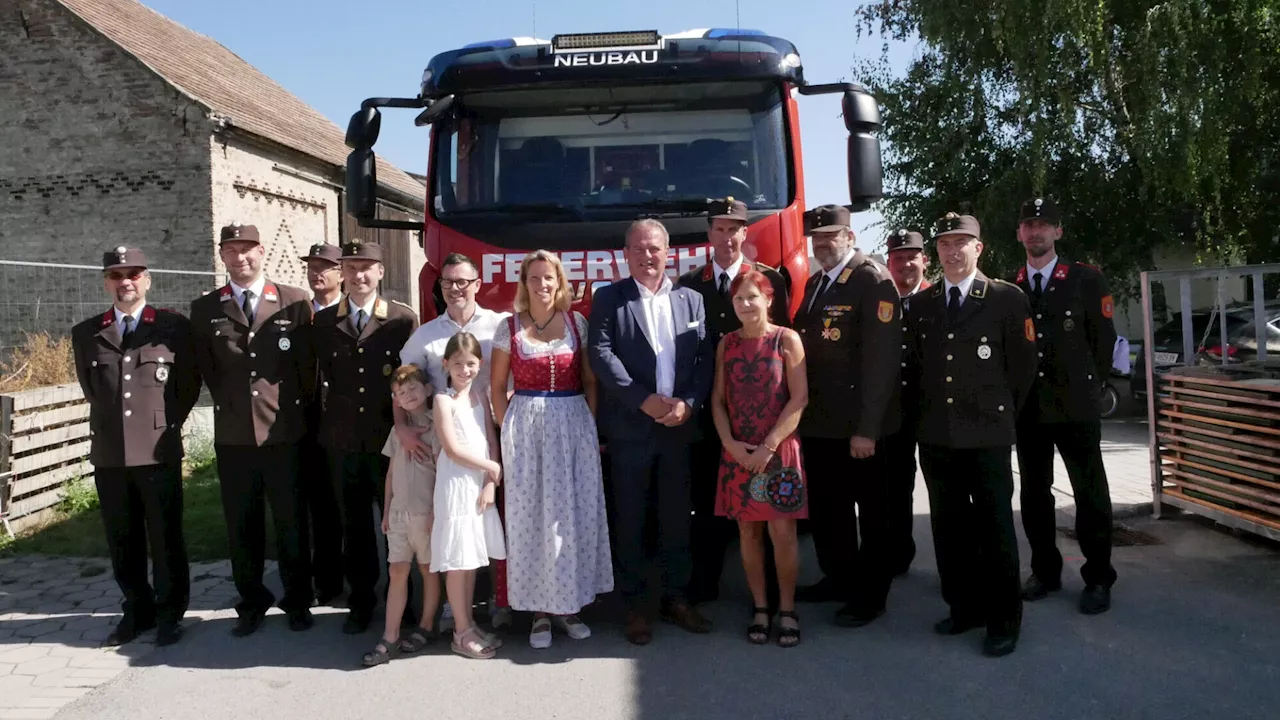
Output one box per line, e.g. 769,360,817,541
0,0,426,348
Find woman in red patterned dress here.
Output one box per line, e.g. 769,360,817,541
711,266,809,648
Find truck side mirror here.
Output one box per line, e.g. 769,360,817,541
345,149,378,221
345,107,382,151
842,89,883,211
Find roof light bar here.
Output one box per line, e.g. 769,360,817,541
550,30,662,54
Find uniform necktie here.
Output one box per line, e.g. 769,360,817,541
1032,273,1043,301
947,286,962,325
808,274,831,313
717,272,729,298
241,290,255,325
355,308,367,334
120,315,134,341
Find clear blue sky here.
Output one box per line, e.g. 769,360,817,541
141,0,913,249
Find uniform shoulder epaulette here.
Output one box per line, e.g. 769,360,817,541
1075,261,1105,275
991,278,1026,294
752,261,781,274
390,299,414,311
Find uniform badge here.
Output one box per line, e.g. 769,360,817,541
155,365,170,382
1053,264,1069,281
383,364,393,377
877,301,894,323
822,327,841,341
1025,318,1036,342
278,337,292,351
1101,295,1114,318
837,268,853,284
374,299,388,320
1063,318,1076,332
977,344,992,360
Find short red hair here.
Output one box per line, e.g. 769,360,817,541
728,266,774,302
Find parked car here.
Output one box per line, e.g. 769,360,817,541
1132,304,1280,399
1131,310,1229,400
1199,302,1280,363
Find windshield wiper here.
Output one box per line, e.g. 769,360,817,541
447,203,586,220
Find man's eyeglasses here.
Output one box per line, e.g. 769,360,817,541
106,271,144,282
440,278,479,290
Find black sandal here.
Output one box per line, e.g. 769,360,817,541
747,607,772,645
398,628,435,654
777,610,801,648
361,639,398,667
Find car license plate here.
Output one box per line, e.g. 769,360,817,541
1153,352,1179,365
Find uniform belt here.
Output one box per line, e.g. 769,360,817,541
513,389,582,397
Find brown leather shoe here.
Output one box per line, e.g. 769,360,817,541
625,611,652,646
660,601,712,634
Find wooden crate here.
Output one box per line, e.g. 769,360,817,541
0,383,91,532
1157,365,1280,540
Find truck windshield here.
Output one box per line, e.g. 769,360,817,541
433,81,789,217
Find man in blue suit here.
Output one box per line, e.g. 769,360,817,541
589,219,716,646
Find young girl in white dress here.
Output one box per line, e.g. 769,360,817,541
431,332,506,660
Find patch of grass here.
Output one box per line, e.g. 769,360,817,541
0,460,277,562
58,478,100,515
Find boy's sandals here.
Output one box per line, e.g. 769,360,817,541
451,626,496,660
747,607,773,645
777,610,801,648
398,628,435,654
361,639,399,667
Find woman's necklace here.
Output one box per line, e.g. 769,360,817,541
529,310,558,337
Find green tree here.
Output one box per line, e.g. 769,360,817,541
856,0,1280,292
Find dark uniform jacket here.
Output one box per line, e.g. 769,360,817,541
190,280,315,447
72,305,201,468
314,296,418,454
677,259,790,443
905,272,1038,449
794,251,902,440
1010,258,1118,424
896,280,932,432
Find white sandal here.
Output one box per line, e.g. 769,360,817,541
553,615,592,640
529,617,553,649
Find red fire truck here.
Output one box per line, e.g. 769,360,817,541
343,28,882,319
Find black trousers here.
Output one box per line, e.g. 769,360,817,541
689,434,779,607
918,444,1022,635
329,450,395,617
214,444,312,616
1016,419,1116,588
299,430,343,599
882,425,920,573
94,464,189,624
610,435,693,611
800,436,892,611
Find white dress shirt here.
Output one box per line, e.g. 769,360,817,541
636,277,677,398
229,276,267,317
312,294,341,313
399,306,509,394
347,294,377,333
1026,256,1058,291
808,247,858,312
114,305,144,340
712,255,745,290
943,270,979,307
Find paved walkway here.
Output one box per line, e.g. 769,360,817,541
0,419,1199,719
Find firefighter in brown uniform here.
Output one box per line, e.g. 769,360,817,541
904,213,1036,657
676,197,789,608
882,229,932,576
72,247,200,647
299,243,345,604
793,204,901,627
313,240,419,634
190,223,316,636
1009,197,1118,615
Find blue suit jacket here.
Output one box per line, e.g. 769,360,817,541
588,277,714,442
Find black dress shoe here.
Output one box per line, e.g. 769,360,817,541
1079,585,1112,615
105,615,156,646
231,609,267,638
288,609,315,632
1020,574,1062,601
983,633,1018,657
155,622,183,647
934,615,984,635
342,611,372,635
795,577,844,603
833,604,884,628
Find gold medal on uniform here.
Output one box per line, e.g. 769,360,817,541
977,344,992,360
1063,318,1075,331
383,364,393,377
155,365,170,382
278,336,291,351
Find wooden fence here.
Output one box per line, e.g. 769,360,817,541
0,383,91,533
1155,364,1280,542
